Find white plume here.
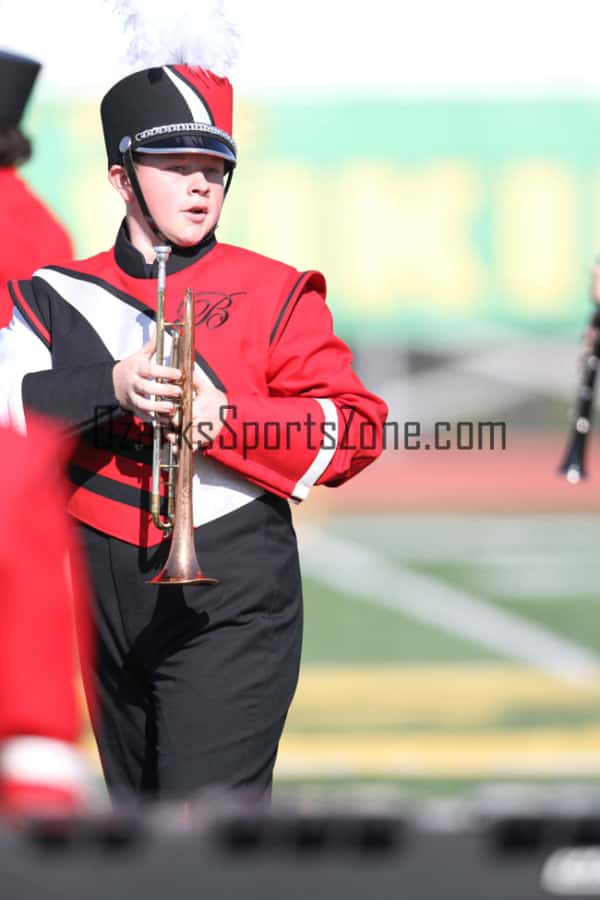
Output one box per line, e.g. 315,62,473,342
110,0,239,76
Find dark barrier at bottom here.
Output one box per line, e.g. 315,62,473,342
2,785,600,900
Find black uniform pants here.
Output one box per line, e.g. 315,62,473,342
79,494,303,802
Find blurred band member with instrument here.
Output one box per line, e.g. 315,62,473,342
0,50,73,326
0,1,387,805
559,258,600,483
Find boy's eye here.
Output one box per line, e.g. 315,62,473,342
163,161,189,173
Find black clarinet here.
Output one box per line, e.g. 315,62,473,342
559,264,600,483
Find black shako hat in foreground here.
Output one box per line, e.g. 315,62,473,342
0,50,41,126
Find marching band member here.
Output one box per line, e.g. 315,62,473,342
0,1,387,803
0,50,73,326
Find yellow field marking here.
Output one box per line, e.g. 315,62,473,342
287,665,600,729
79,665,600,778
277,665,600,777
276,730,600,777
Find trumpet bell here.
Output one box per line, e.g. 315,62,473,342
148,570,219,586
147,489,219,583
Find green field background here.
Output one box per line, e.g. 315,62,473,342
20,95,600,344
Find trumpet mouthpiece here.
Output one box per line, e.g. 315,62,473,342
153,245,172,263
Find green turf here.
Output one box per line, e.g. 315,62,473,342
493,598,600,653
408,559,600,653
304,514,600,658
273,776,600,799
302,575,501,664
281,514,600,789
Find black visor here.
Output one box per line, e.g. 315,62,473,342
134,131,236,165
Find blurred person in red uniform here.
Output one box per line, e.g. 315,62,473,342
0,50,73,327
0,419,93,818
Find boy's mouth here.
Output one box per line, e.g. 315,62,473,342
185,205,208,216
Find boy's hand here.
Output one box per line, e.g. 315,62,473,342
189,372,228,450
166,372,228,452
113,334,182,422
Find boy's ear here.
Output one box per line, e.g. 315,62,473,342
108,164,132,202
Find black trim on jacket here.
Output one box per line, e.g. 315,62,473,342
113,219,217,278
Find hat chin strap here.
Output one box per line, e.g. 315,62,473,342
120,137,169,245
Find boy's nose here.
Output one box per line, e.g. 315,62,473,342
189,172,209,193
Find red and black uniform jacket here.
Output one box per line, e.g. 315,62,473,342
0,223,388,547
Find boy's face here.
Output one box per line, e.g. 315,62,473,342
132,152,226,247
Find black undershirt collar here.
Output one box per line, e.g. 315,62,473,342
113,219,217,279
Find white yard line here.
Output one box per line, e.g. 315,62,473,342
299,529,600,683
328,515,600,561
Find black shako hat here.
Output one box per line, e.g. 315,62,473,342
100,65,236,169
0,50,41,126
